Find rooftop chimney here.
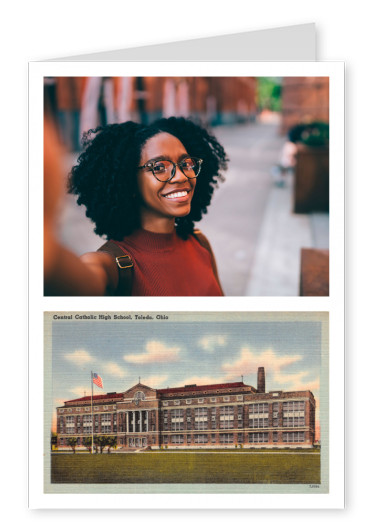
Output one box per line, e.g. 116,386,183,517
257,367,265,393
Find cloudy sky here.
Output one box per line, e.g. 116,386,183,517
49,312,326,431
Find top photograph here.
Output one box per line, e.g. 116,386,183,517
44,75,329,297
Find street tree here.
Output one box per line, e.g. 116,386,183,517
82,437,93,453
106,436,117,453
94,435,108,454
67,437,78,454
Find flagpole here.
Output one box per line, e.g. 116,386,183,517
91,371,94,454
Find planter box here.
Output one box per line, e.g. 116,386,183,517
293,143,329,213
300,248,329,296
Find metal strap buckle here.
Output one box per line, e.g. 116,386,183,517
115,255,133,269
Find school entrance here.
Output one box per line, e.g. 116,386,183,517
128,437,147,448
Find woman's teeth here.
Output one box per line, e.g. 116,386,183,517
165,191,188,199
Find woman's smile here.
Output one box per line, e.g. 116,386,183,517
162,187,192,201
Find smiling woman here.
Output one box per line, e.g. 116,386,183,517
45,117,228,296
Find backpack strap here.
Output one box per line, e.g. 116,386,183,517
193,229,224,295
97,241,134,296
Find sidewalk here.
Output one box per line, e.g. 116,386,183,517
245,174,329,296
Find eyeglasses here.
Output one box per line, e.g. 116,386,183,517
138,156,203,182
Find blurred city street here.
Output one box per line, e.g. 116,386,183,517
198,120,328,296
58,120,328,296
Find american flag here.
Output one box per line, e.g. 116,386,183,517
92,372,103,389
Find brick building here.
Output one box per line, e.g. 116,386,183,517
56,367,316,450
280,76,329,135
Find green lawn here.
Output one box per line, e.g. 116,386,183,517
51,451,320,484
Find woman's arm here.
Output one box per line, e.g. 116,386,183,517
44,227,118,295
44,117,118,296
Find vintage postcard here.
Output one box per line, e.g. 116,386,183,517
38,311,336,508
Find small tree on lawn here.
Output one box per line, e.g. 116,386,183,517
82,437,93,453
106,436,117,453
67,437,78,454
94,435,108,454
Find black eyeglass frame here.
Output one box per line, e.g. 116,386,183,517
138,157,203,182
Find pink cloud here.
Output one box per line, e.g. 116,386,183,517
142,375,169,388
123,341,180,364
221,347,302,381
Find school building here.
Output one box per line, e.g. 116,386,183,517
56,367,316,450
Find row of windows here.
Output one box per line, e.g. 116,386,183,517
59,405,117,413
162,395,244,406
162,403,306,419
282,432,305,443
62,426,118,435
60,400,308,416
60,414,116,425
283,417,305,427
163,432,307,444
283,401,305,412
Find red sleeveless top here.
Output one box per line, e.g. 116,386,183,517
113,228,223,296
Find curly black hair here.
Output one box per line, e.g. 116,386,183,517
68,116,228,240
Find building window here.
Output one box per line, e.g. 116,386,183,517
249,403,269,428
65,416,75,434
282,401,305,427
171,434,184,444
171,409,184,431
198,398,204,404
210,397,217,403
249,418,268,428
194,408,208,430
174,400,180,405
186,399,192,404
134,391,145,401
237,433,243,443
83,415,93,434
211,433,216,443
94,406,99,411
283,401,304,412
220,406,234,429
273,432,278,443
223,396,230,402
101,413,111,433
220,433,234,444
194,434,208,444
236,395,243,401
249,403,269,414
76,407,81,412
248,432,269,444
163,401,168,406
282,432,305,443
163,435,169,445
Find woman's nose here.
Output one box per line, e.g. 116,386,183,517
169,164,188,182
